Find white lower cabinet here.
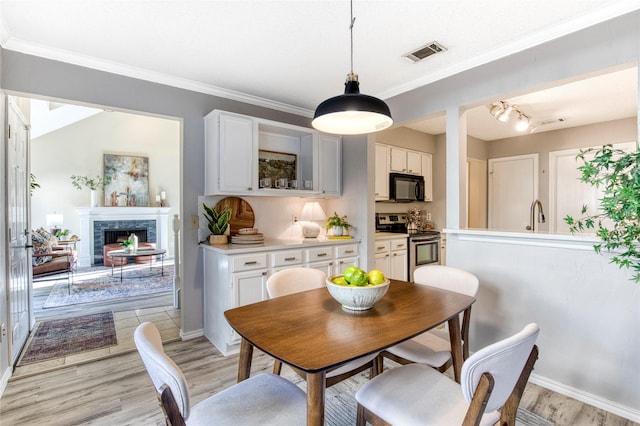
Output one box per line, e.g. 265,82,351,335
375,241,391,276
333,244,359,275
374,237,407,280
203,241,359,355
390,238,408,281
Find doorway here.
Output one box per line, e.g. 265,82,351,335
488,153,538,232
16,95,181,368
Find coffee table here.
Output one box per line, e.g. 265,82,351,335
107,248,167,281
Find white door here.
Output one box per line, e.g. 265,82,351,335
7,99,31,364
488,154,538,231
549,142,636,233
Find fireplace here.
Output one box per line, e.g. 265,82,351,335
93,220,156,264
76,207,171,267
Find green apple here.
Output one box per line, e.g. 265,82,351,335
343,265,359,284
332,276,349,286
350,269,368,286
367,269,386,285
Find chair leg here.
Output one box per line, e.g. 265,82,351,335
273,359,283,375
499,345,539,425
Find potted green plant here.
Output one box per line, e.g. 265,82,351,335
203,203,232,245
71,174,111,207
55,229,70,240
564,144,640,282
120,238,133,253
325,212,351,236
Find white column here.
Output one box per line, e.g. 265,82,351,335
445,107,467,230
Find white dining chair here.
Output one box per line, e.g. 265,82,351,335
134,322,306,426
380,265,479,373
356,323,540,426
266,267,380,387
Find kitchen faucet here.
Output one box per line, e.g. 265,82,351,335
527,199,545,232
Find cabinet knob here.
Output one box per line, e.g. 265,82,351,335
345,250,354,254
248,187,253,191
317,253,328,257
284,257,297,261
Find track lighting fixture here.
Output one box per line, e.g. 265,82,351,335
488,101,533,132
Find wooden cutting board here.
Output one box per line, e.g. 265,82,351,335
214,197,255,236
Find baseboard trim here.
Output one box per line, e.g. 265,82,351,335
0,366,12,398
530,373,640,423
180,328,204,341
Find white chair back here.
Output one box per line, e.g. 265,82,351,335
461,323,540,412
134,322,191,420
413,265,479,297
266,267,327,299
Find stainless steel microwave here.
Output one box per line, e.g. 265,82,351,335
389,173,425,202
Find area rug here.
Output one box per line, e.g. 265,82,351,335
43,263,174,308
18,312,117,365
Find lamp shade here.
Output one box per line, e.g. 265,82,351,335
46,213,63,227
300,202,327,238
300,202,327,221
312,75,393,135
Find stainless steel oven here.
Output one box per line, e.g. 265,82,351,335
409,232,440,281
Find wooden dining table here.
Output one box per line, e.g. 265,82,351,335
224,278,476,426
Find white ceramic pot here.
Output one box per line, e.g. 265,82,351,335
330,226,343,236
90,189,98,207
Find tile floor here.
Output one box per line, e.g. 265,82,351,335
12,305,181,379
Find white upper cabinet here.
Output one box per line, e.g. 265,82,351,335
375,144,390,200
407,150,422,175
390,146,422,175
204,109,341,198
205,111,256,195
389,146,407,173
318,134,342,197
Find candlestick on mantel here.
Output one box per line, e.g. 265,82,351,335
155,194,161,203
161,191,167,200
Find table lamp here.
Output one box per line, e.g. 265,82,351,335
299,202,327,238
46,212,64,236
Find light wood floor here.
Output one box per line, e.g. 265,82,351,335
1,337,637,426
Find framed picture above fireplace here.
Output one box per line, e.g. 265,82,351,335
103,154,150,207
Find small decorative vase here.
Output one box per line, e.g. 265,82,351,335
90,189,98,207
209,234,228,245
331,226,343,236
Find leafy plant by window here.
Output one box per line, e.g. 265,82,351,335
55,229,70,239
325,212,351,230
564,144,640,282
70,174,110,191
202,203,232,235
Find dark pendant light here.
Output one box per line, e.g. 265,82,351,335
312,0,393,135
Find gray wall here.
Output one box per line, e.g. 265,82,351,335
0,50,311,334
383,10,640,416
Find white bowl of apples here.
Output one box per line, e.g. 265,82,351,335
326,267,390,311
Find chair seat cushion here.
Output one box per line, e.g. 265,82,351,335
327,352,378,378
386,332,452,368
187,373,307,426
356,363,499,426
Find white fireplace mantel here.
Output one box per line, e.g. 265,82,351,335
77,207,172,267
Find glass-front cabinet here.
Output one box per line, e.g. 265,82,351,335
204,109,342,198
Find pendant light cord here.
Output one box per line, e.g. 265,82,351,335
349,0,355,75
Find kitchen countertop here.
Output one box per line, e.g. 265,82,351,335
200,237,360,255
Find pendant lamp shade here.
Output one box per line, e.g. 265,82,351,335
312,1,392,136
313,75,393,135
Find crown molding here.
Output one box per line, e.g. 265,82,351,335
1,38,314,118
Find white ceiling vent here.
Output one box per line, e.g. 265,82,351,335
404,41,447,63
